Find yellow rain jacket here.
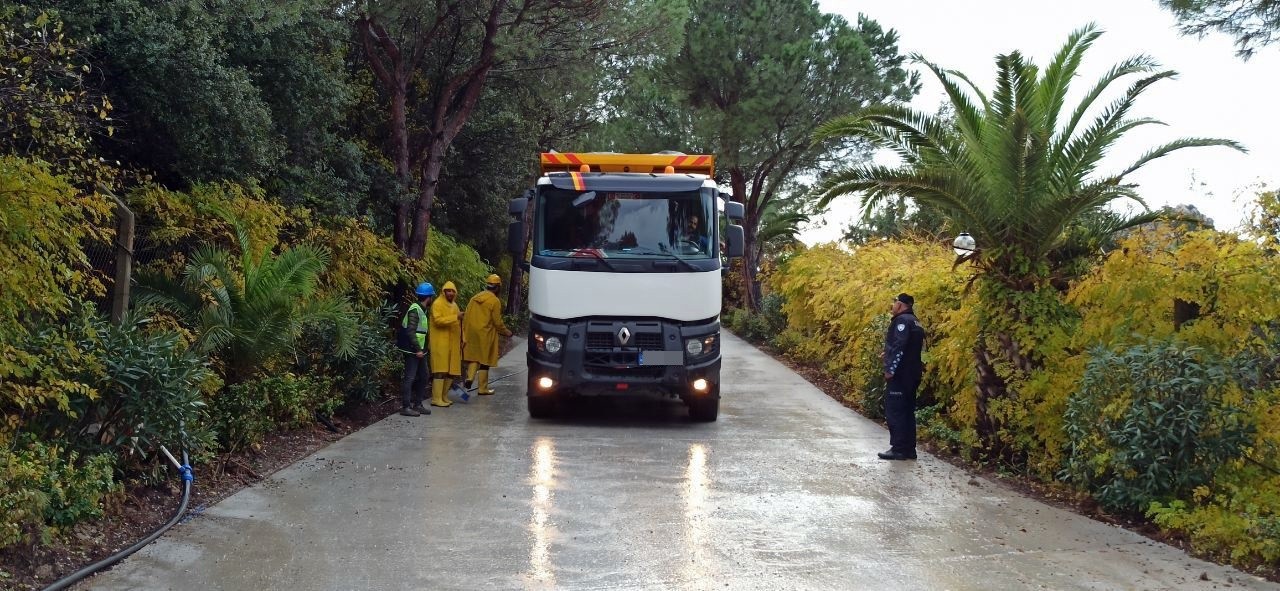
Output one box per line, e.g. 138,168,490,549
463,289,512,366
429,281,463,375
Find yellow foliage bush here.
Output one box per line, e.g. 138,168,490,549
770,219,1280,568
128,182,492,307
0,158,110,445
0,157,111,339
769,238,978,445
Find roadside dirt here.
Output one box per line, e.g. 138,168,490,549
0,395,398,591
748,338,1280,586
0,338,533,591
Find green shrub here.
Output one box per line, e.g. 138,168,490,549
297,305,398,403
917,403,964,453
1062,340,1255,513
0,437,117,548
209,384,272,454
214,373,339,453
76,315,218,481
759,293,787,340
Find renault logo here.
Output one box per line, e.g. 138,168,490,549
618,327,631,345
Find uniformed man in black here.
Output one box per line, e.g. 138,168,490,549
879,293,925,460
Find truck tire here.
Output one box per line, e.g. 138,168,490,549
688,396,719,422
528,394,557,419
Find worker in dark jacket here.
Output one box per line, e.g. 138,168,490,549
879,293,925,460
397,282,435,417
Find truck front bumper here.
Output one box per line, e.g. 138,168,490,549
527,353,720,398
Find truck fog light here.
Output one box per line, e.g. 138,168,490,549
692,378,708,392
538,376,555,390
545,336,562,354
685,338,703,356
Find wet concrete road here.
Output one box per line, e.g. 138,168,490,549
84,333,1277,590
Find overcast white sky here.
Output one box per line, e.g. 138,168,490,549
800,0,1279,245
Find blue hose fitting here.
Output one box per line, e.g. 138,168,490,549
179,464,194,482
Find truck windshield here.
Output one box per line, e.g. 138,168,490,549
537,188,715,259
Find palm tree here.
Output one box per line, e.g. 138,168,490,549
813,24,1244,455
137,207,357,384
756,200,810,259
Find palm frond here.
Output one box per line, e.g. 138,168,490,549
132,269,200,320
1051,54,1161,157
1037,25,1103,133
296,297,358,358
1117,137,1246,178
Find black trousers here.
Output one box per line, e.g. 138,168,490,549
401,352,429,407
885,374,920,453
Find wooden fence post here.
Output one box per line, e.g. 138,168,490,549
110,195,135,325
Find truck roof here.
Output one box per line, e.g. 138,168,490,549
541,152,714,176
540,171,711,193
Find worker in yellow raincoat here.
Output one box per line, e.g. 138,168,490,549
463,274,513,395
429,281,464,407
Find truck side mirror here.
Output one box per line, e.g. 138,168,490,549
507,221,525,254
724,201,745,223
725,224,745,258
509,197,528,215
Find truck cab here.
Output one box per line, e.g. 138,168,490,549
507,152,745,421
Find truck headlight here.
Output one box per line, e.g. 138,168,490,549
545,336,562,354
685,338,703,356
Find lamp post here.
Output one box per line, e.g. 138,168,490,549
953,232,976,257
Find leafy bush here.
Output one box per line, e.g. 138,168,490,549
208,385,272,455
296,305,398,403
213,373,339,453
917,403,964,453
0,308,103,447
0,437,117,547
75,315,218,481
424,229,493,300
0,157,111,343
1062,340,1254,513
260,373,340,429
136,206,357,383
769,239,977,444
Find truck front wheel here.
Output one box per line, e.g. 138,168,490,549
528,395,557,419
687,392,719,422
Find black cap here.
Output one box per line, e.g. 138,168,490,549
896,293,914,307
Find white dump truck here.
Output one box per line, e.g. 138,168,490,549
507,152,745,421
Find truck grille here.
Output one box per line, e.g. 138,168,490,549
589,365,665,379
585,331,666,351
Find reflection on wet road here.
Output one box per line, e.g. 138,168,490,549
525,437,556,588
84,333,1280,590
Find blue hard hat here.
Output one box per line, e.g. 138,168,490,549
415,282,436,297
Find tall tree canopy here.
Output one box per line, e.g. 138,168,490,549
595,0,919,310
355,0,687,258
1160,0,1280,59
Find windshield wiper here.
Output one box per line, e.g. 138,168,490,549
570,248,616,271
621,246,698,271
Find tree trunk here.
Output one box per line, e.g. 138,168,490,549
390,88,411,250
972,336,1006,451
972,325,1037,463
507,196,535,316
729,167,760,311
406,141,447,259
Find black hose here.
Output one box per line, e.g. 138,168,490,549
463,368,528,393
42,452,194,591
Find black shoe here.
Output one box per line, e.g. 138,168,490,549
877,449,917,460
411,403,431,415
400,406,420,417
